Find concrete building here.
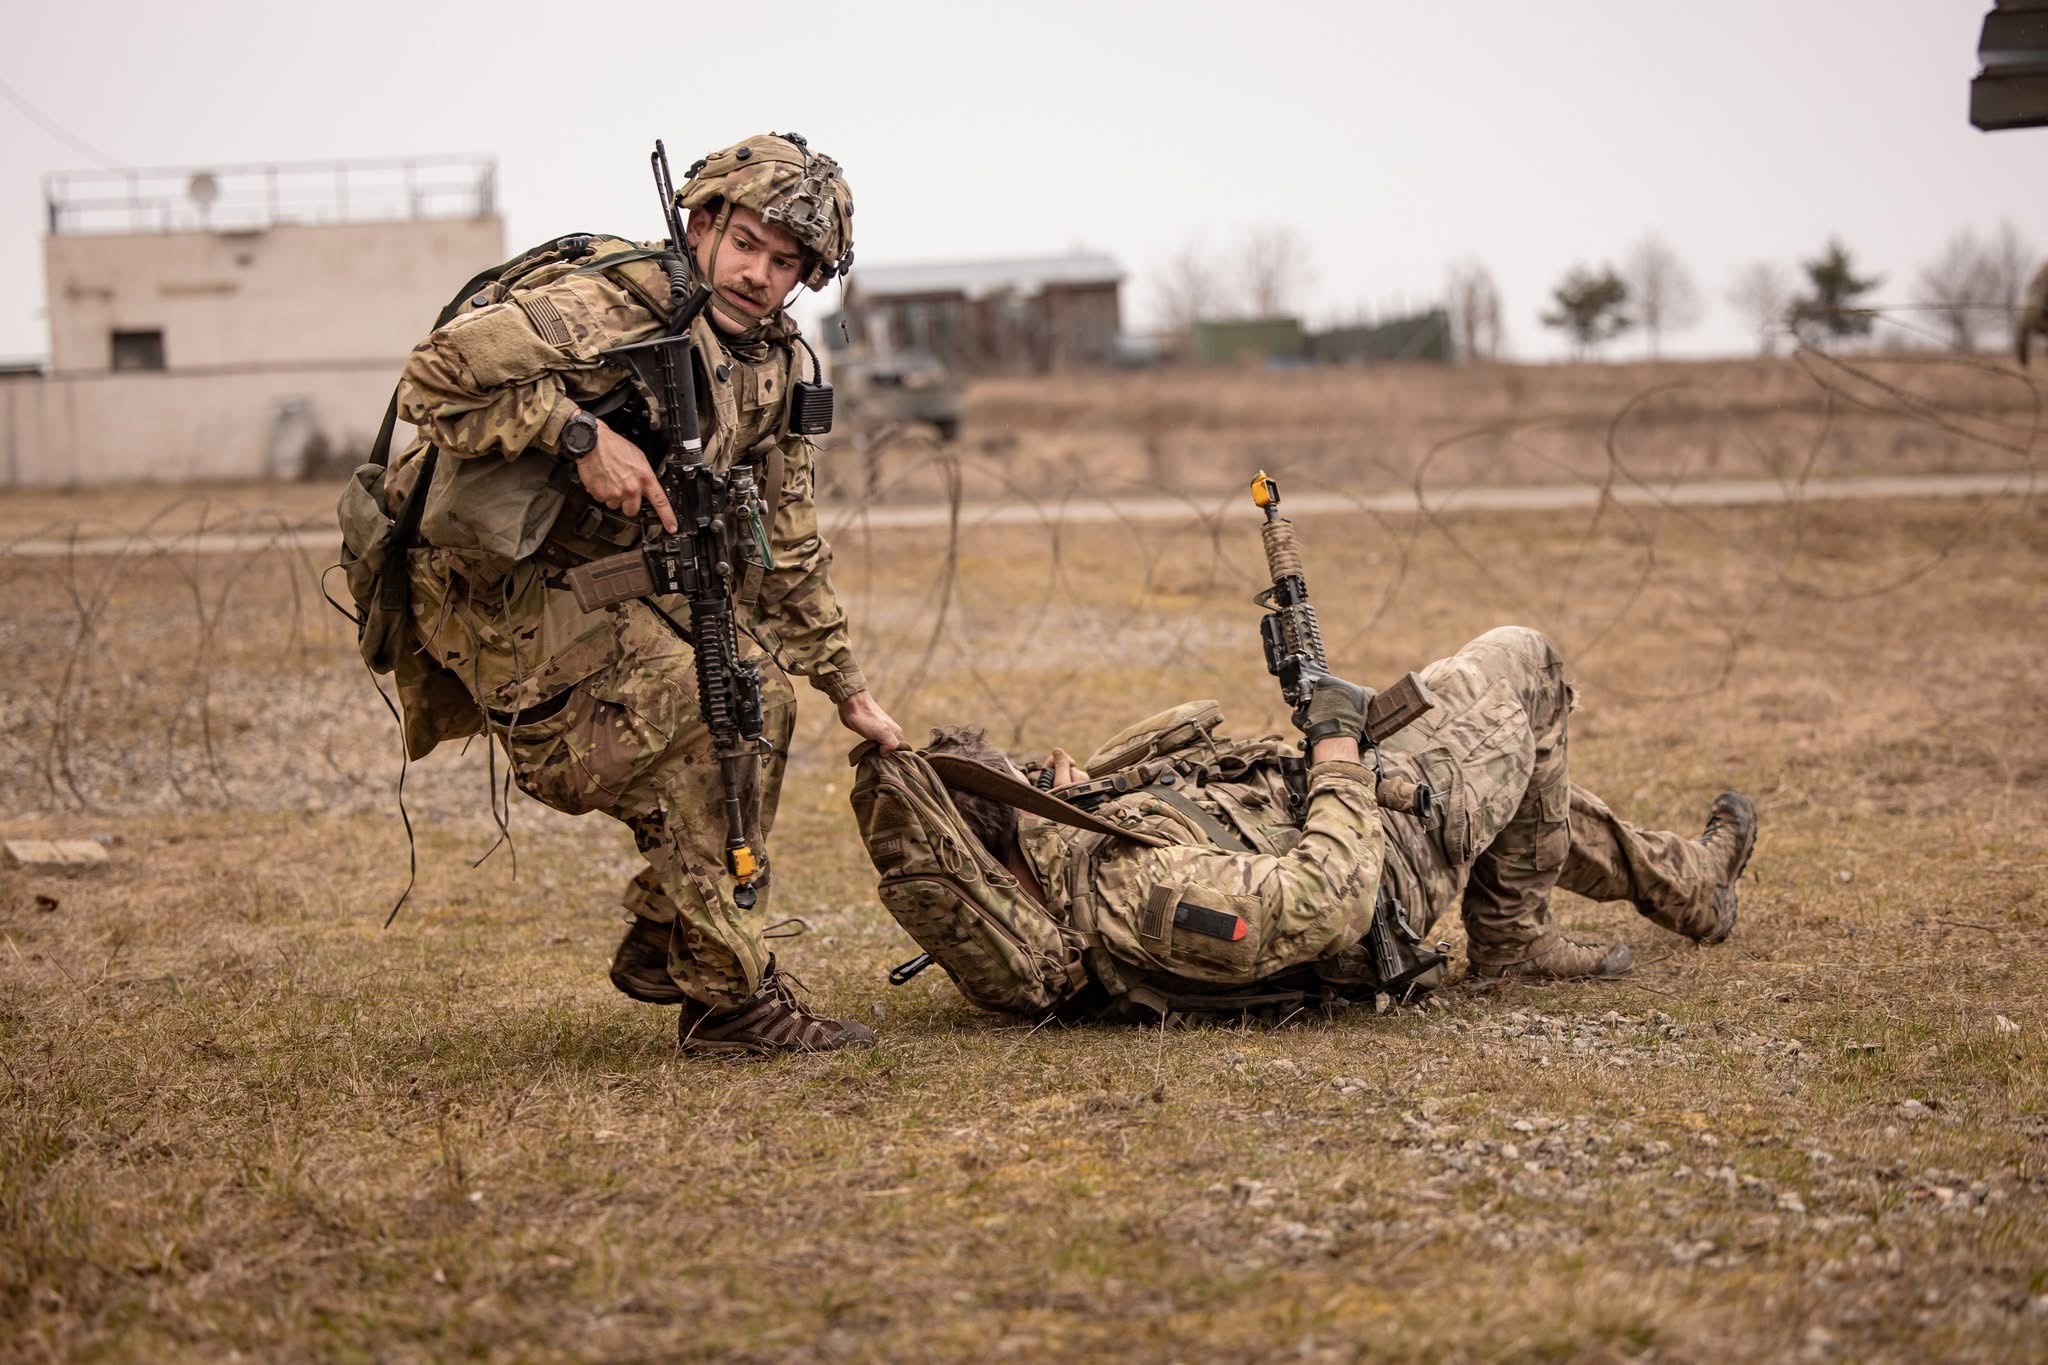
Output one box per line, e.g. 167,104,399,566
1,158,503,487
841,253,1123,375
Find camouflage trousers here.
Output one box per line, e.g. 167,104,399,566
423,579,797,1008
1378,627,1725,967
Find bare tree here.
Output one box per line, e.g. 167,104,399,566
1725,261,1791,356
1982,220,2037,329
1624,233,1703,358
1151,240,1223,334
1917,229,1999,351
1237,226,1311,318
1444,258,1504,362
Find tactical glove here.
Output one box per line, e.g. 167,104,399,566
1293,670,1376,746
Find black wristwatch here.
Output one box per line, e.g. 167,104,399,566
558,410,599,459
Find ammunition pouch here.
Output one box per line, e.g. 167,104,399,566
532,477,647,574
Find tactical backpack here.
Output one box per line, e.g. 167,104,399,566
333,231,668,677
847,742,1151,1015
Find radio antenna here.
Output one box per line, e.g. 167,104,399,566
651,140,687,250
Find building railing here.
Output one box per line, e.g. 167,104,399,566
44,156,497,236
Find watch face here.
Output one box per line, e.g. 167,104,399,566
563,415,597,456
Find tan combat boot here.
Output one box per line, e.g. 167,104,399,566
1693,791,1759,945
678,959,878,1056
609,916,686,1005
1472,933,1634,981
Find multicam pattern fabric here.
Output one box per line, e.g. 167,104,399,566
2020,260,2048,365
1376,626,1727,965
388,231,864,1007
676,134,853,290
1025,626,1736,993
1558,785,1730,942
493,597,797,1004
851,624,1744,1015
1074,760,1384,985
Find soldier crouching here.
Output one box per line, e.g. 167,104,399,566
385,133,904,1055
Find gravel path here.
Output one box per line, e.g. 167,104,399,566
3,470,2035,557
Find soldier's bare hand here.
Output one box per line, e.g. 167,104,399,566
838,691,907,753
1047,747,1088,786
575,421,679,534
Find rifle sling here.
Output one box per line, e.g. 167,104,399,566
923,753,1166,847
1138,783,1255,852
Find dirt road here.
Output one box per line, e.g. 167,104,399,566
1,469,2036,558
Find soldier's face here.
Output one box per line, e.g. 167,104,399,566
688,204,809,333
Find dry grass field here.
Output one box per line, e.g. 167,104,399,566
2,358,2046,1361
0,351,2037,540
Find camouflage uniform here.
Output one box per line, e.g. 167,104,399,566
1019,758,1384,988
1374,626,1729,965
1019,627,1730,990
391,236,864,1007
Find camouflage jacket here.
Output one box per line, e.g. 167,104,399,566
390,237,865,726
1019,759,1385,987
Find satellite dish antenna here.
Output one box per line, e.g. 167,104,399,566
187,170,220,226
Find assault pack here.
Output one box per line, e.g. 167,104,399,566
335,232,649,673
332,230,691,762
849,701,1448,1025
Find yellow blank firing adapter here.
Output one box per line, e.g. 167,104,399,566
729,844,760,883
1250,470,1280,510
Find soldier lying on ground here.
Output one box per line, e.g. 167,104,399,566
853,627,1756,1021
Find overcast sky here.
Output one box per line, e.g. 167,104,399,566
2,0,2043,363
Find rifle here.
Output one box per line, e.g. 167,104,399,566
1248,469,1444,994
1249,470,1434,769
562,141,776,910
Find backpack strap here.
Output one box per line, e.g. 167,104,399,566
1137,781,1253,851
363,232,605,639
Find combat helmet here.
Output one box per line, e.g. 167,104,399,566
677,132,853,292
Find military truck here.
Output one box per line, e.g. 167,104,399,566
827,347,964,443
